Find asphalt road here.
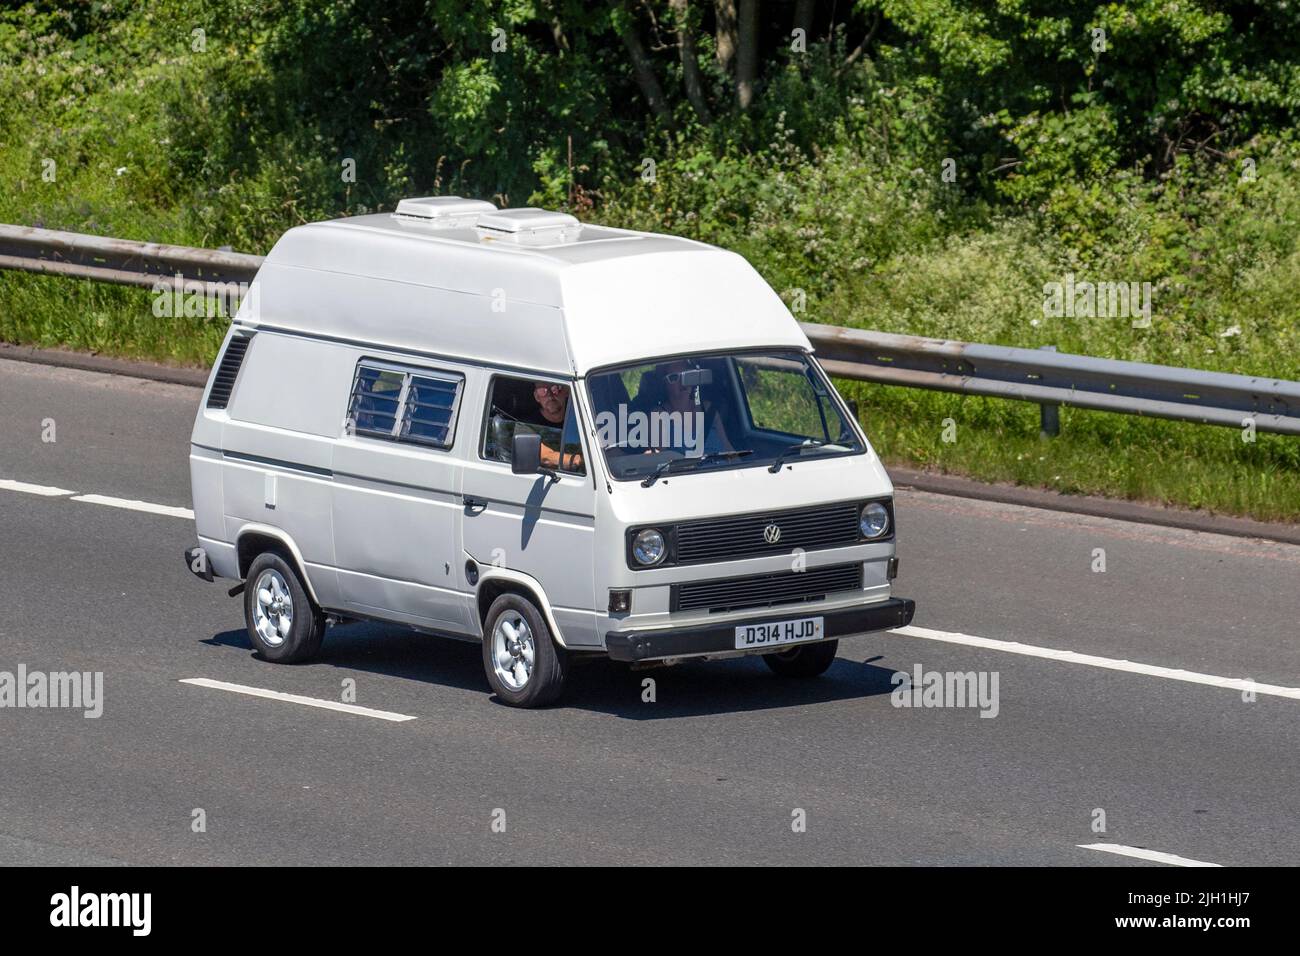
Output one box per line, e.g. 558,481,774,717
1,356,1297,865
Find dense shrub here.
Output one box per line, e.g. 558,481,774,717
3,1,1299,516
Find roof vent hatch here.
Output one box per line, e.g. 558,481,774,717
391,196,496,228
475,208,583,246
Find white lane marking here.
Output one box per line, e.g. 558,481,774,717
891,624,1300,701
1078,843,1223,867
180,678,417,722
2,479,194,518
0,478,75,497
71,493,194,520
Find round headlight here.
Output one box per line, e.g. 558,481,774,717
860,502,890,539
632,528,667,566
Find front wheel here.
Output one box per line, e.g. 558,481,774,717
763,639,839,678
482,594,568,707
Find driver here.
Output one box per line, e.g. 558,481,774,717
643,359,732,456
531,381,582,471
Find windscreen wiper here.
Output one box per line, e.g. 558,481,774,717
640,449,753,487
768,440,826,473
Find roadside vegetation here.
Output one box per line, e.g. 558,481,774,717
3,1,1299,519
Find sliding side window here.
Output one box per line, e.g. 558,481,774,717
347,360,464,450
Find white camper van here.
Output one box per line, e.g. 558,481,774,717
185,197,914,706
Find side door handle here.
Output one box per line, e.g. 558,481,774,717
462,494,488,513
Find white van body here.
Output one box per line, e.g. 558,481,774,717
188,198,914,705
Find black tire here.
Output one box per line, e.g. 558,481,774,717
763,639,839,678
243,552,326,663
481,593,568,707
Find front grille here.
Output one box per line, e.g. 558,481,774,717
674,501,864,564
671,563,863,614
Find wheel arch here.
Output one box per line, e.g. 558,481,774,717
474,568,568,649
235,524,321,606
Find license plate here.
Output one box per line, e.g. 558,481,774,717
734,616,824,650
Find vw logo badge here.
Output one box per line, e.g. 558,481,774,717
763,523,782,544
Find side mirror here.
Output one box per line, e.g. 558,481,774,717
511,431,543,475
845,398,860,420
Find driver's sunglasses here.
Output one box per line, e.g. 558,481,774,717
534,383,565,397
664,371,690,384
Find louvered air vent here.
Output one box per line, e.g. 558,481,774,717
206,334,252,409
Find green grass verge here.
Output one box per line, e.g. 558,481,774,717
0,273,227,367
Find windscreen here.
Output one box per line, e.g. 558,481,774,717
586,350,862,482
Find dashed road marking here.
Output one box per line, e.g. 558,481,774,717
2,477,193,518
0,478,75,497
71,493,194,520
891,624,1300,700
1078,843,1223,867
180,678,417,722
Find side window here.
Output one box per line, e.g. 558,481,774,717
403,374,461,446
481,376,585,476
347,360,463,450
350,365,405,438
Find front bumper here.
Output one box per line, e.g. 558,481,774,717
604,597,915,663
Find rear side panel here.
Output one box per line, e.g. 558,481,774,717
190,325,239,579
218,331,351,607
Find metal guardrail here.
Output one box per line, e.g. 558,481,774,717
2,223,1299,436
0,223,263,296
804,324,1300,436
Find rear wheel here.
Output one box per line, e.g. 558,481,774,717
482,594,568,707
763,639,838,678
243,552,326,663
